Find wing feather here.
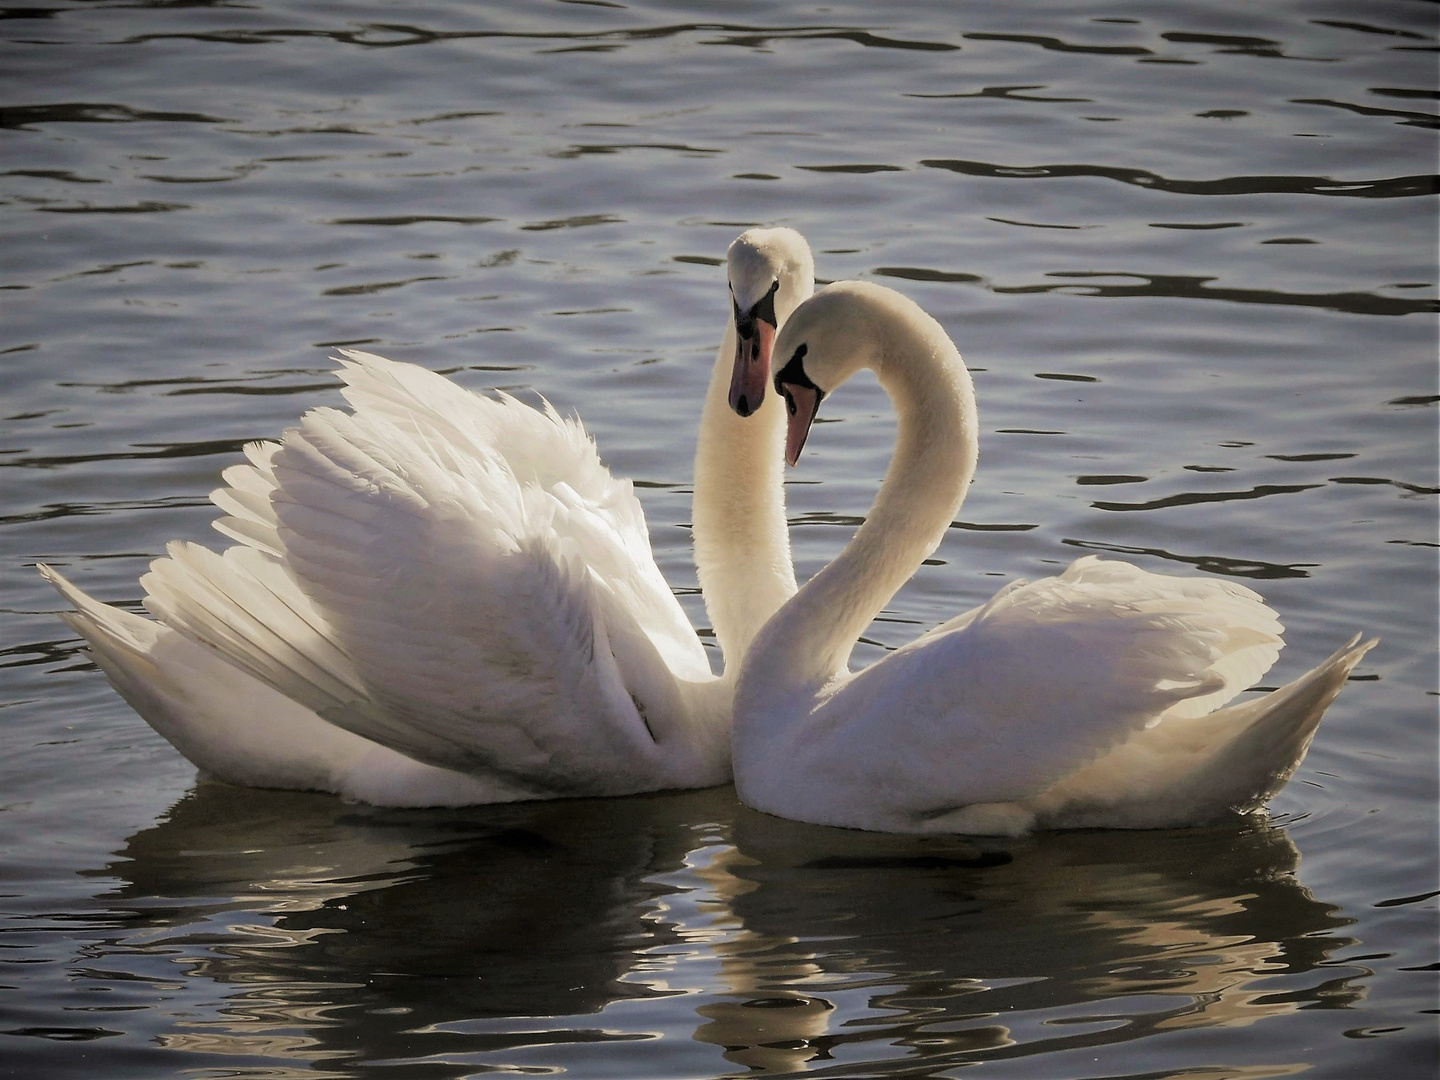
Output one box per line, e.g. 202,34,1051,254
807,556,1284,811
210,441,285,555
330,350,701,669
142,543,371,714
261,389,676,789
146,350,709,794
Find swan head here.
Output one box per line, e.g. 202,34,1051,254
771,281,899,466
727,227,815,418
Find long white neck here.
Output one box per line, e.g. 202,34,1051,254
742,297,979,694
692,316,798,675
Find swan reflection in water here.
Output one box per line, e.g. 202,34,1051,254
82,783,1364,1076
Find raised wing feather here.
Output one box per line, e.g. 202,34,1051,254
330,350,705,677
810,556,1284,813
210,440,285,556
262,399,674,791
142,540,369,717
143,350,714,795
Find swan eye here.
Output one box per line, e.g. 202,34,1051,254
754,280,779,327
735,279,780,336
774,343,813,396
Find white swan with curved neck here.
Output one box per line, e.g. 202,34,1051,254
39,227,813,806
733,280,1376,835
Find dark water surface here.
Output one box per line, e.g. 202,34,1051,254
2,1,1437,1077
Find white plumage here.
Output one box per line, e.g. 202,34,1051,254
42,228,816,805
733,281,1375,835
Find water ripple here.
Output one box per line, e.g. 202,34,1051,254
33,201,191,215
1388,394,1439,407
1311,19,1436,41
962,32,1152,57
0,103,228,129
1092,483,1323,512
987,216,1096,230
799,164,907,175
1330,475,1440,496
907,84,1093,103
0,168,104,184
5,439,249,471
117,22,960,53
1158,30,1331,61
521,213,624,231
920,157,1439,199
1076,474,1148,486
554,142,722,159
0,494,210,527
1370,87,1440,101
327,214,501,227
874,266,1439,317
1294,96,1440,129
1010,272,1438,317
1063,538,1316,580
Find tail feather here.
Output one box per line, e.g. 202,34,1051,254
1196,632,1377,812
1036,633,1377,829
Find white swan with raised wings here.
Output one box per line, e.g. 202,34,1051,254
40,228,814,805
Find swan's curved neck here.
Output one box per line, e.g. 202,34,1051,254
692,316,798,674
744,310,978,693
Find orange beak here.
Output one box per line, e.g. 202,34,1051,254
779,381,822,467
729,316,775,418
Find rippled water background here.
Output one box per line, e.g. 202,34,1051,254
2,1,1437,1077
